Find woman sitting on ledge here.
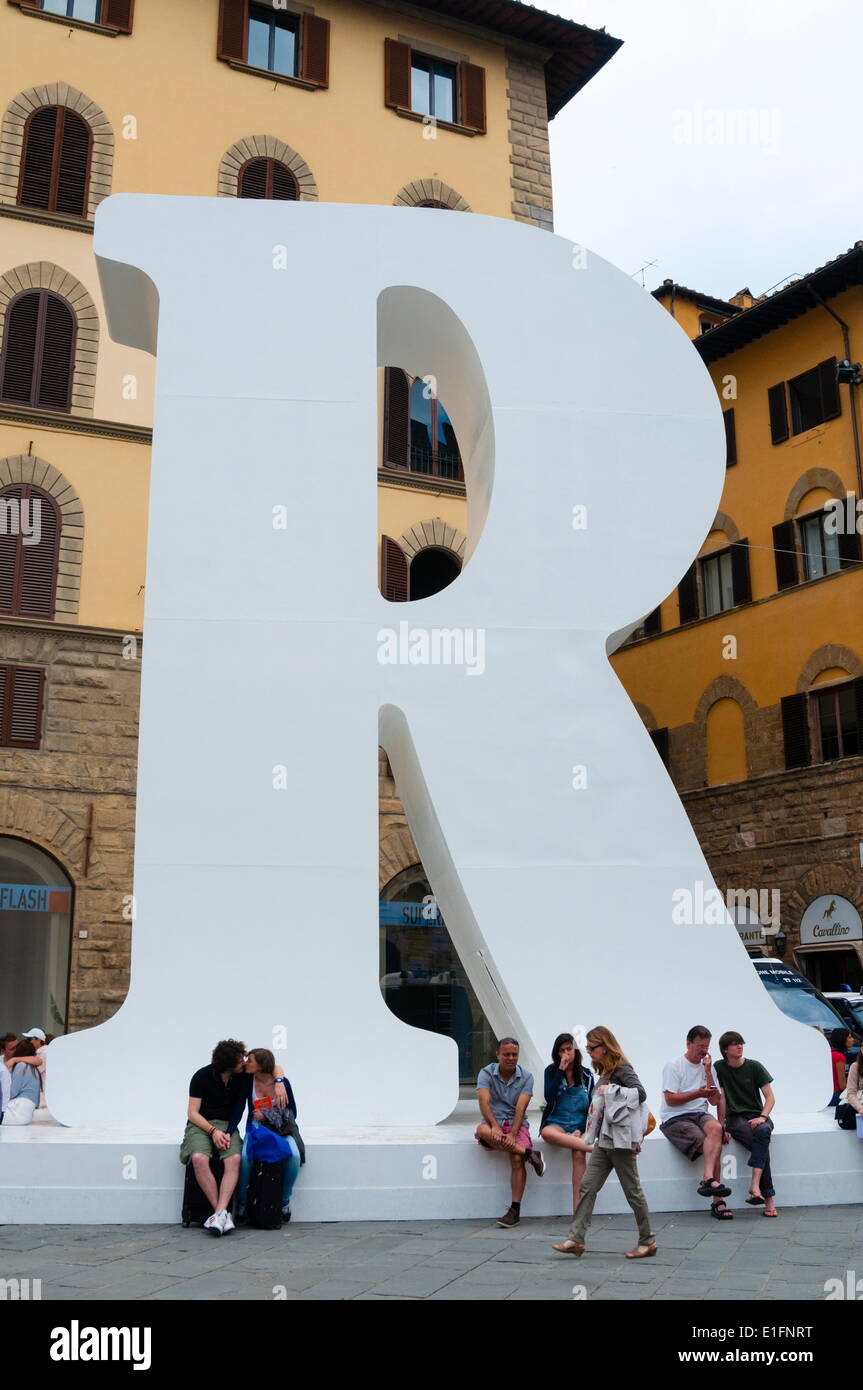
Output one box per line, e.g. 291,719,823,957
236,1048,303,1223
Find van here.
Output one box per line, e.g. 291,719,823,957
753,958,848,1032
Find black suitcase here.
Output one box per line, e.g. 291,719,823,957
181,1157,238,1228
246,1159,286,1230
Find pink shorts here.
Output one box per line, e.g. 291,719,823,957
476,1120,532,1151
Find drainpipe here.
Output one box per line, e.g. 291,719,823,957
807,285,863,496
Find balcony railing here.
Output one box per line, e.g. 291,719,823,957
409,445,462,481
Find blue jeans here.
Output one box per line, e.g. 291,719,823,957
239,1133,301,1209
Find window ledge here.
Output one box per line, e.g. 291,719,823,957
393,106,479,137
0,402,151,444
377,467,465,497
0,203,93,235
19,6,120,37
226,59,321,91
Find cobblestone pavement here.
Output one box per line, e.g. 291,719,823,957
1,1206,860,1301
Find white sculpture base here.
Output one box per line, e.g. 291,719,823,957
1,1106,858,1224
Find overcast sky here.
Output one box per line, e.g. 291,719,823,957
549,0,863,300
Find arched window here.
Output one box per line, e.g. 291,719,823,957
706,697,747,786
410,547,461,600
238,158,299,200
0,290,76,411
18,106,91,218
416,200,452,209
0,483,61,619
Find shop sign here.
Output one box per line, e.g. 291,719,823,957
799,895,863,946
0,883,71,913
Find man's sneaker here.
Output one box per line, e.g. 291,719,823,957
527,1148,546,1177
497,1207,520,1228
221,1211,236,1235
203,1213,223,1236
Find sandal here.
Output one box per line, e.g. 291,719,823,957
745,1194,765,1206
763,1208,779,1218
625,1243,657,1259
710,1200,734,1220
698,1180,731,1198
552,1240,585,1256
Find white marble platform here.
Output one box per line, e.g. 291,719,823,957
1,1104,860,1223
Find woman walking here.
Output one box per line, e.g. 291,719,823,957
540,1033,594,1213
552,1025,656,1260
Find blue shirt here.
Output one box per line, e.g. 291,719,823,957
477,1062,534,1127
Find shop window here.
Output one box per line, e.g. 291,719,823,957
18,107,91,217
0,484,61,619
0,836,72,1034
237,158,299,200
0,664,46,749
380,864,493,1083
0,289,76,412
814,683,860,762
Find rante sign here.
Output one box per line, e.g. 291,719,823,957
800,895,863,946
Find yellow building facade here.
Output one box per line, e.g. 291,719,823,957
0,0,618,1069
613,246,863,991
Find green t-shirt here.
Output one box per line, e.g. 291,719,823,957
715,1058,772,1117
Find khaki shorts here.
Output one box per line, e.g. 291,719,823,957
660,1111,716,1161
179,1118,242,1165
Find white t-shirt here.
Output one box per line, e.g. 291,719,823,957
660,1055,711,1124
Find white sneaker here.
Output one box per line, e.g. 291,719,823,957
221,1211,236,1235
203,1213,223,1236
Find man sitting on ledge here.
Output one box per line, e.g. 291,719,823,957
180,1039,289,1236
476,1037,545,1229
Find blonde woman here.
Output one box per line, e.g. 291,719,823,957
552,1025,656,1260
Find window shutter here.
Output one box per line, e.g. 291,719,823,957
384,39,412,109
36,294,76,411
767,382,788,444
781,692,810,769
838,522,862,568
218,0,248,61
55,110,91,217
300,14,330,87
381,536,409,602
772,520,797,590
818,357,841,422
730,538,751,604
19,489,59,619
7,1,41,8
0,291,40,404
677,562,698,624
854,677,863,742
101,0,135,32
643,606,661,635
1,665,45,750
383,367,409,468
649,727,670,770
271,162,298,200
723,407,737,467
0,485,23,613
238,158,267,199
18,107,57,211
459,62,486,132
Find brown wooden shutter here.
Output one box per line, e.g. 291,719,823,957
854,678,863,743
7,1,41,8
19,107,57,211
723,407,737,466
300,14,329,87
677,562,698,624
1,664,45,749
271,162,299,200
384,39,412,109
730,538,751,604
238,159,268,199
838,519,862,568
19,488,59,619
772,520,797,590
818,357,841,422
459,62,486,132
781,692,810,769
56,110,91,217
383,367,409,468
643,606,661,635
768,382,788,444
218,0,248,61
649,727,670,770
0,485,22,613
0,291,40,405
381,536,409,602
101,0,135,32
36,294,76,411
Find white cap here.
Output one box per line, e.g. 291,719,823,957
22,1028,46,1042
